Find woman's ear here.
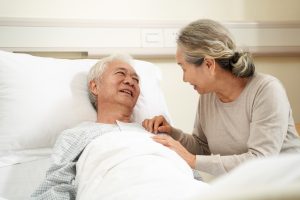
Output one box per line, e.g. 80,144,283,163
204,57,216,74
204,57,214,68
89,80,98,95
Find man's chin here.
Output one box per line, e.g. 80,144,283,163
119,98,137,108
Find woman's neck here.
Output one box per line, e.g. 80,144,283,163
215,73,249,103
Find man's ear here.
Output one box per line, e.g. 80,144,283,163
89,80,98,95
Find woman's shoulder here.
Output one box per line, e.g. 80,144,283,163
247,73,288,104
248,72,284,92
251,72,278,84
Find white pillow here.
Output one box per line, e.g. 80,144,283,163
0,50,171,155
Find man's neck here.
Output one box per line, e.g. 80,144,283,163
97,104,133,124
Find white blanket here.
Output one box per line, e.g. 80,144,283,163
76,131,209,200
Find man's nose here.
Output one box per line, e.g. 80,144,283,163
123,76,134,85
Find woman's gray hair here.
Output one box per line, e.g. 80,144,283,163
87,54,134,110
177,19,255,78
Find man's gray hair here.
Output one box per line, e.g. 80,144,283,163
87,54,134,110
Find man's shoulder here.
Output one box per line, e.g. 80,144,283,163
63,121,97,134
52,121,99,162
71,121,98,130
56,121,98,144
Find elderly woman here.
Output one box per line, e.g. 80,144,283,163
143,19,300,176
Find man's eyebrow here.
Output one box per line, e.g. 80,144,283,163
132,72,139,79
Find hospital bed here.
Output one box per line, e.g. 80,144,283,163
1,50,300,200
0,49,174,199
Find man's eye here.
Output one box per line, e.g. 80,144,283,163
133,78,139,83
116,71,125,75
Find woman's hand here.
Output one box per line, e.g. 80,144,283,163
152,134,196,169
142,115,172,134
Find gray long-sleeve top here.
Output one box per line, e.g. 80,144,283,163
171,73,300,176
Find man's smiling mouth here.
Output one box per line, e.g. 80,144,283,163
120,89,133,97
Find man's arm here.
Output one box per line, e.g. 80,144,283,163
31,160,77,199
31,130,86,200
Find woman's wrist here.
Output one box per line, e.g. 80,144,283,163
189,154,196,169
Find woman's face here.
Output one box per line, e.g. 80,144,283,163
175,47,215,94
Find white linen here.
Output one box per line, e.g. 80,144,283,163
76,131,209,200
201,154,300,200
0,50,171,167
0,157,50,200
0,138,299,200
0,148,51,168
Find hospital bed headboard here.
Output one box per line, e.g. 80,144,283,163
0,18,300,58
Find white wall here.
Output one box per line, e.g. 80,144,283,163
1,0,300,132
152,59,199,131
0,0,300,21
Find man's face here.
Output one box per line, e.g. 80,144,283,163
92,60,140,110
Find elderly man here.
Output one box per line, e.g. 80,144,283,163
31,54,206,200
31,54,144,199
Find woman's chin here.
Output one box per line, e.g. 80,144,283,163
193,86,201,94
195,87,205,94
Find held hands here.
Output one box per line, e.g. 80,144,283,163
142,115,196,168
152,134,196,169
142,115,172,134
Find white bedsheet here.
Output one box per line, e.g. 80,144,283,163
0,148,52,168
1,131,299,200
201,153,300,200
76,131,209,200
0,157,50,200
